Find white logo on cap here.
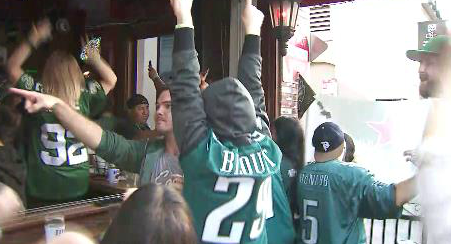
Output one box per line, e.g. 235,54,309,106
321,141,330,151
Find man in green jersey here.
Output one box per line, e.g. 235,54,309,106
5,18,117,207
167,0,294,243
9,0,288,243
297,122,418,244
233,5,295,244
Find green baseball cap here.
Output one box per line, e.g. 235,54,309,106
406,35,451,61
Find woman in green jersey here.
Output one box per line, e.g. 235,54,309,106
6,18,117,208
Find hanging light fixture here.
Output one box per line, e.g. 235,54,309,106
268,0,302,56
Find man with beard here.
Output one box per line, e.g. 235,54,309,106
406,34,451,243
406,35,450,98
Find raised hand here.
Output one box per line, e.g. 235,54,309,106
148,66,159,80
8,88,62,113
404,149,420,166
199,68,209,90
242,0,264,36
81,35,101,65
169,0,194,26
28,18,52,47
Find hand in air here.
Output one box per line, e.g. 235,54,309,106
8,88,62,114
199,68,209,91
81,35,101,65
29,18,52,46
148,66,159,80
242,0,264,36
404,149,420,166
169,0,194,26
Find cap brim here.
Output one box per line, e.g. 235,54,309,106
314,145,343,162
406,50,437,62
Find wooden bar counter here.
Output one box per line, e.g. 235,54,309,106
1,176,133,244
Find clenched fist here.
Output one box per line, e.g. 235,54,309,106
242,0,264,36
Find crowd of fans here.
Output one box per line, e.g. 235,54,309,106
1,0,451,243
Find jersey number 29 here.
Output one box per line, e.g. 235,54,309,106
202,176,273,243
40,123,88,166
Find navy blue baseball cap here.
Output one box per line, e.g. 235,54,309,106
312,122,344,152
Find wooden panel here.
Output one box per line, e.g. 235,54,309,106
194,0,231,80
110,0,173,23
1,203,121,244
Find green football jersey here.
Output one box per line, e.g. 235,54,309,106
266,171,296,244
181,129,281,244
17,73,107,201
296,160,402,244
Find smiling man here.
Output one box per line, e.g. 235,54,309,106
115,94,151,140
406,35,451,98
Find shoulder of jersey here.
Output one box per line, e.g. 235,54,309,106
85,80,102,94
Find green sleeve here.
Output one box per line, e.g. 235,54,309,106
115,120,138,140
95,130,147,174
355,168,403,219
15,73,42,92
85,79,108,118
95,116,118,132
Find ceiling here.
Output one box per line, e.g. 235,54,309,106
0,0,353,26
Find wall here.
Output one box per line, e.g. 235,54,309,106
310,62,335,94
311,0,430,100
136,38,158,129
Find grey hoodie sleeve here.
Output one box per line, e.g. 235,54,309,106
167,28,208,156
237,35,271,137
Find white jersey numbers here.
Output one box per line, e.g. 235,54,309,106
302,199,319,244
202,176,273,243
40,123,88,166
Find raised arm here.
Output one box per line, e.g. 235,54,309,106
7,19,52,84
237,1,271,135
8,88,145,173
167,0,208,155
148,66,167,95
83,38,117,95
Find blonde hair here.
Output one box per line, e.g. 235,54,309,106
42,51,84,108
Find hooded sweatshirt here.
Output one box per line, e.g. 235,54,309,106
166,27,292,244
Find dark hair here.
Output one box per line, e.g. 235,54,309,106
126,94,149,109
273,116,305,219
343,133,355,162
101,184,197,244
0,65,7,85
0,105,21,144
156,71,173,100
156,85,170,101
274,116,305,167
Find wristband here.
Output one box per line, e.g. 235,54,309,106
175,23,194,29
